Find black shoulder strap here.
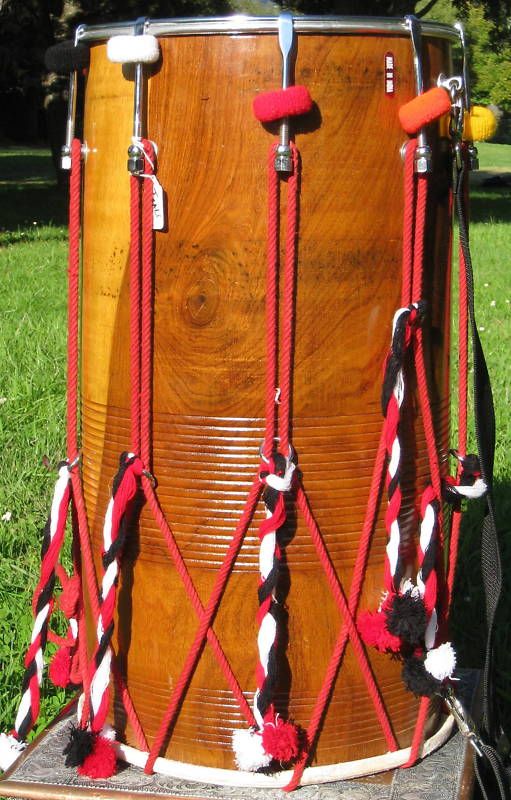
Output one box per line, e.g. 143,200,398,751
455,156,509,800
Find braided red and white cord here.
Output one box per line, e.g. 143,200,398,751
0,464,70,771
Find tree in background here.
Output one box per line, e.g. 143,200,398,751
0,0,510,145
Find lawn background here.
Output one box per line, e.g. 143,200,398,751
0,143,509,744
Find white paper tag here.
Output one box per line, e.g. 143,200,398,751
150,175,165,230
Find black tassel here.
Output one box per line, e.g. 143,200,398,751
386,591,427,646
402,656,442,697
63,725,95,767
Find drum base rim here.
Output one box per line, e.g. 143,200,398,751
113,714,454,788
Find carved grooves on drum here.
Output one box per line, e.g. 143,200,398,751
113,679,420,757
82,399,449,572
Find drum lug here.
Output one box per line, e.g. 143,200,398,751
467,143,479,171
405,15,433,174
415,144,433,174
274,144,293,173
127,142,145,175
275,12,295,173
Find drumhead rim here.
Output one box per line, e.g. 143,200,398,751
76,15,459,43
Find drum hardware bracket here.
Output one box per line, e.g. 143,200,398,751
275,12,294,173
437,72,467,178
405,15,433,174
453,22,480,172
443,687,484,757
61,31,82,170
128,16,150,175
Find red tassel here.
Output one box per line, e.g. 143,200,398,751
262,718,300,763
398,87,451,134
358,610,402,653
59,574,81,618
253,86,313,123
77,735,116,779
49,647,71,688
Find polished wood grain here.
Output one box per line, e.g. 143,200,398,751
81,29,453,770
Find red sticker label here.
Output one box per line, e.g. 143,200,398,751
385,52,395,95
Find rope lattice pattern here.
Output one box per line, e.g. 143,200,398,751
0,105,485,788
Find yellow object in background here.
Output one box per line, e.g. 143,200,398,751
463,105,498,142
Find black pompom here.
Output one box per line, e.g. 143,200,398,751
63,725,94,767
386,591,427,646
45,41,90,73
460,453,481,484
402,656,442,697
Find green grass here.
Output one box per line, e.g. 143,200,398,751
0,147,67,246
0,143,509,752
449,143,511,734
0,147,69,741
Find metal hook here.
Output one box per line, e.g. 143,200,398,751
443,687,484,757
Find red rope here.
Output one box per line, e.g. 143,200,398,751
130,174,142,455
263,146,280,457
64,141,148,749
141,478,256,728
130,140,256,735
401,141,417,306
66,139,82,458
144,477,262,774
140,143,155,467
278,144,299,455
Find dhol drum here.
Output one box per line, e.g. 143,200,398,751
75,15,457,788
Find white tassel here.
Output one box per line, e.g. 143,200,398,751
107,34,160,65
232,728,272,772
0,732,26,772
451,478,487,500
424,642,457,681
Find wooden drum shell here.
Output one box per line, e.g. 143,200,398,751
81,24,453,772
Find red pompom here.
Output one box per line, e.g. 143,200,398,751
59,574,81,618
398,87,451,134
358,610,402,653
49,647,71,688
77,736,116,779
262,718,300,763
253,85,313,123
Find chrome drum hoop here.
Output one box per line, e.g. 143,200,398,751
76,15,458,43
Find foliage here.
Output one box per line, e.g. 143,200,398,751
420,0,511,113
1,0,510,145
465,5,511,112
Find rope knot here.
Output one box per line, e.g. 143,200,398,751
259,451,296,494
443,450,487,504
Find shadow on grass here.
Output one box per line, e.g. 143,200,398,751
469,183,511,224
0,149,67,240
450,478,511,736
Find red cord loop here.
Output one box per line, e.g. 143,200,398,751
253,85,313,122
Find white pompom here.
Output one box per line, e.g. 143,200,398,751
453,478,487,499
101,724,116,741
107,34,160,65
232,728,272,772
0,733,26,772
424,642,457,681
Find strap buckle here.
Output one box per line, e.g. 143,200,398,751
443,687,484,757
